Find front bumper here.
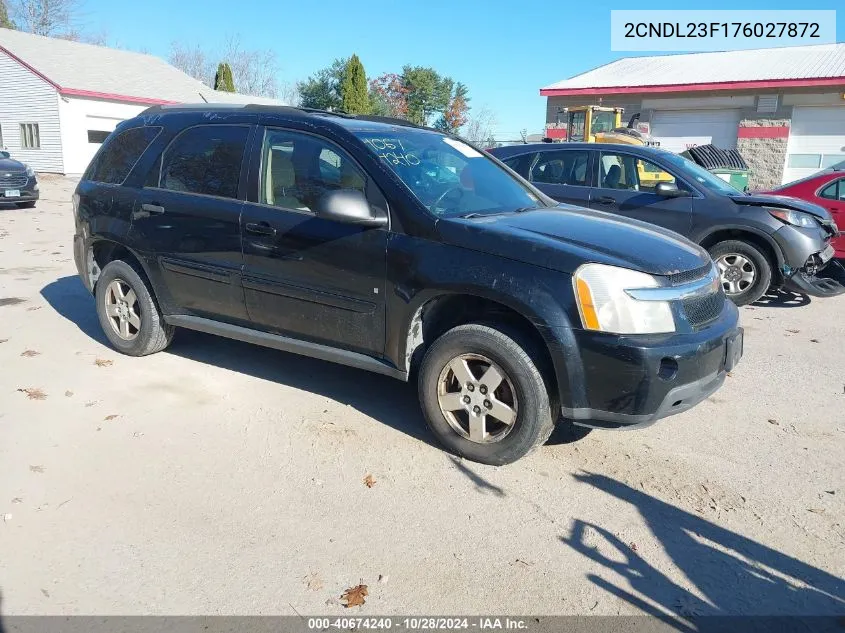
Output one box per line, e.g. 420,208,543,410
561,301,742,429
0,177,39,204
773,224,845,297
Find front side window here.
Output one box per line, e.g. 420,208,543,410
819,180,843,201
20,123,40,149
260,129,366,212
159,125,248,199
599,152,677,193
530,150,589,186
353,128,543,218
86,126,161,185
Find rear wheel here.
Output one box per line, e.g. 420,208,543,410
418,324,556,465
709,240,772,306
95,260,174,356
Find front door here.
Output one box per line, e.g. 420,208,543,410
526,149,592,207
129,124,250,321
239,127,388,356
589,150,694,237
817,177,845,258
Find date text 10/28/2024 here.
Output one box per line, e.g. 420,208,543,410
307,617,530,630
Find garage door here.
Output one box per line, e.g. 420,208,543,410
650,110,740,154
783,106,845,184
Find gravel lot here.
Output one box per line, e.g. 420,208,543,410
1,176,843,618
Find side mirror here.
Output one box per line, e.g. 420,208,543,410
655,181,688,198
314,189,387,227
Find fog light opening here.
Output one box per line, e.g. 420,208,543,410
671,400,683,407
658,357,679,381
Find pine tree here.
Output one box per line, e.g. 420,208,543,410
214,62,236,92
341,54,371,115
0,0,15,30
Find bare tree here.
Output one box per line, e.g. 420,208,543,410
11,0,81,37
220,35,278,98
461,107,497,145
168,42,213,86
278,82,301,107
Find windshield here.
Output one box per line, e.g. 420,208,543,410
353,128,543,217
660,151,744,195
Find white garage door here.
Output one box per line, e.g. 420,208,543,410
782,106,845,184
650,110,741,154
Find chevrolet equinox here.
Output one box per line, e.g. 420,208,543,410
73,105,743,465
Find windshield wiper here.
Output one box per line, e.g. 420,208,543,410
459,206,543,219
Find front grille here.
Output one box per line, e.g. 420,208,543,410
682,291,725,328
669,263,712,286
0,173,27,189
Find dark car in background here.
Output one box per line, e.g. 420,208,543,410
490,143,843,306
73,106,742,465
0,150,39,208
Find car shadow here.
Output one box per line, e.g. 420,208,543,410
40,276,431,446
753,289,810,308
561,472,845,627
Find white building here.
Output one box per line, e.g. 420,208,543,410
540,43,845,189
0,28,285,174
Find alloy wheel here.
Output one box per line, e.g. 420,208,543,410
104,279,141,341
436,353,518,443
716,253,757,295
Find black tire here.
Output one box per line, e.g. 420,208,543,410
17,201,36,209
95,260,174,356
708,240,772,306
418,323,556,465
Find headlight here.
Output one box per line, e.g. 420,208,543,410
573,263,675,334
769,209,817,228
25,165,34,177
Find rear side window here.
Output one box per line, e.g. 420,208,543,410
819,180,843,201
157,125,249,199
86,126,161,185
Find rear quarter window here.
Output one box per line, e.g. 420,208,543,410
85,126,162,185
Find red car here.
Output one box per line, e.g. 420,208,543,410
763,168,845,259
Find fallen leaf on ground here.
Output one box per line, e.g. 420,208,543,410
84,401,97,407
0,339,8,343
768,419,779,425
807,508,825,514
378,574,388,584
305,572,323,591
726,372,733,378
94,358,113,367
11,497,22,504
20,349,40,357
363,474,376,488
40,589,50,598
810,339,819,343
786,329,800,334
0,298,25,307
65,390,73,397
340,584,368,608
824,490,835,495
29,465,44,473
3,513,11,523
630,542,638,552
17,387,46,400
25,306,42,311
103,414,119,421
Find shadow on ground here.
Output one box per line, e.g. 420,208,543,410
41,275,431,446
562,472,845,628
753,290,810,309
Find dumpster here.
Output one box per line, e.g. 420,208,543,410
680,144,751,192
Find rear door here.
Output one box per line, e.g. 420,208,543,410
817,177,845,257
130,124,251,321
588,150,694,236
239,126,388,356
525,148,592,207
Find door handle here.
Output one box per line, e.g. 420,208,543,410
141,203,165,214
132,203,165,220
245,222,277,236
595,196,616,205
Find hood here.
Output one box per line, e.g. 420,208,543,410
0,157,27,173
437,205,711,277
731,193,833,222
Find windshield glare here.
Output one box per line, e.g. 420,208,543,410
354,128,542,217
661,151,743,195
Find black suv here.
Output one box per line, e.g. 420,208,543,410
490,143,843,306
0,150,39,208
73,106,742,465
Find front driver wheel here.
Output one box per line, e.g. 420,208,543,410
709,240,772,306
418,324,556,465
